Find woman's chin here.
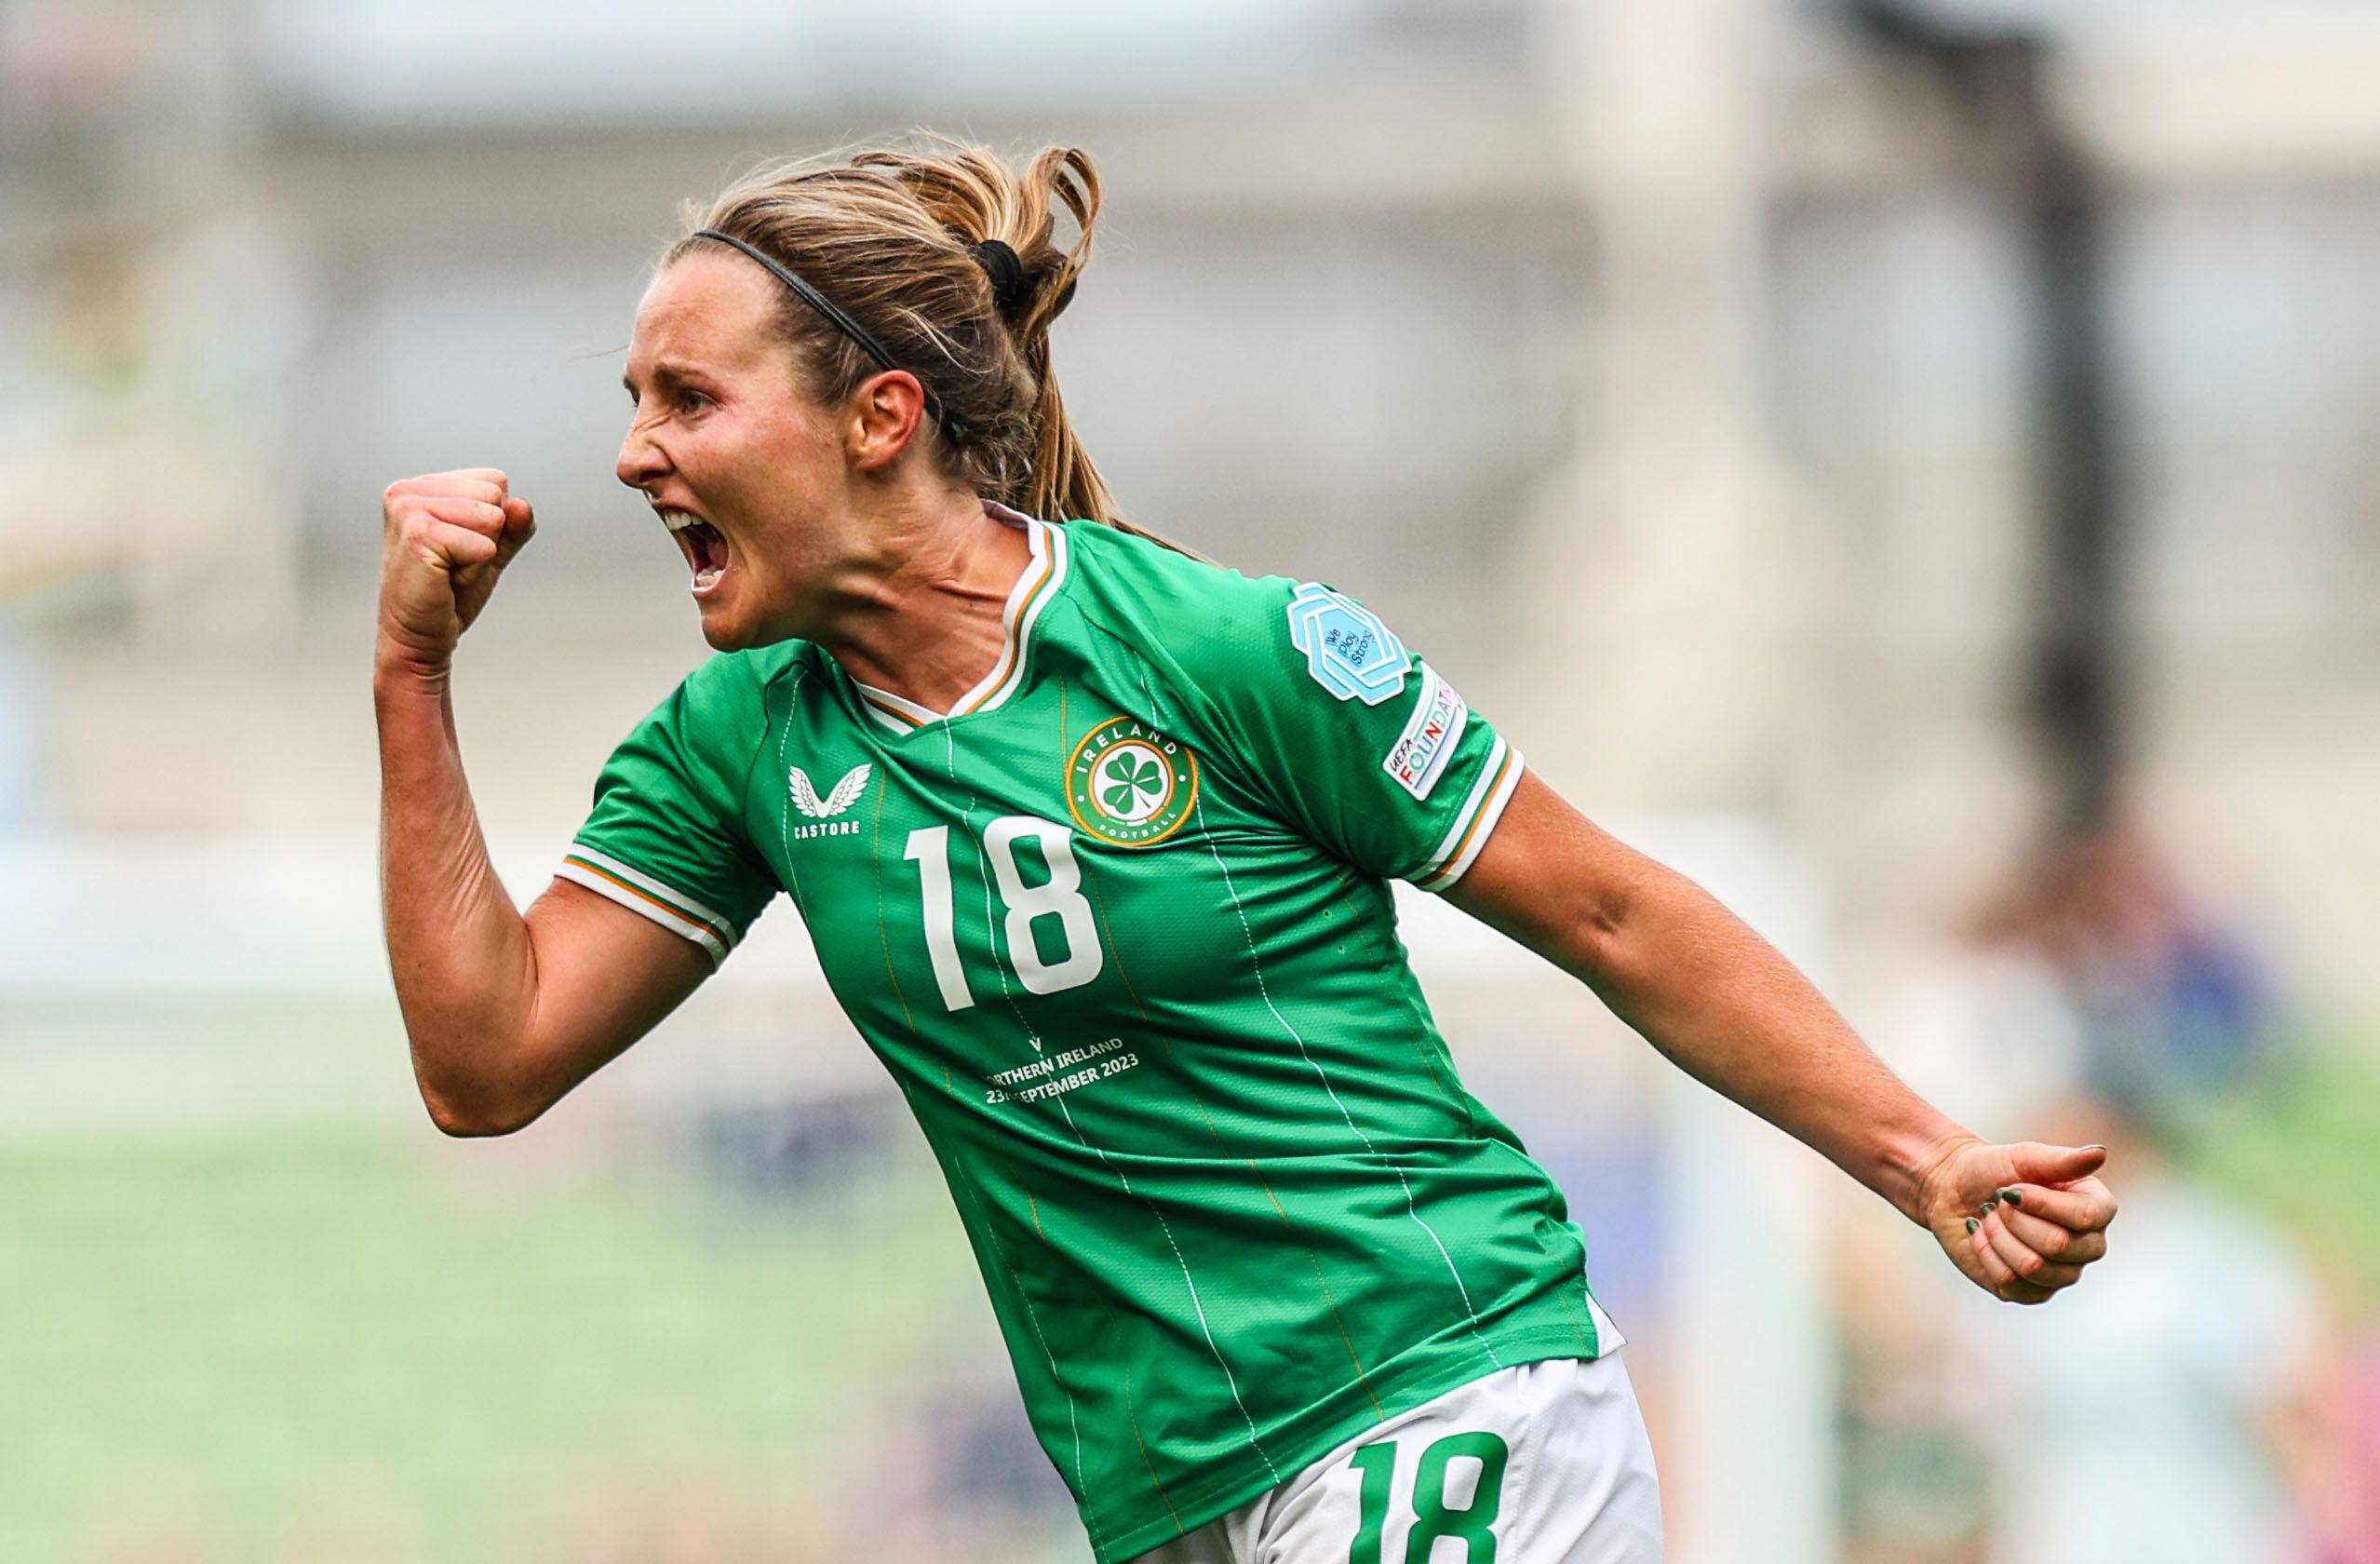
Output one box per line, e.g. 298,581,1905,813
692,585,794,653
692,584,750,649
696,608,756,652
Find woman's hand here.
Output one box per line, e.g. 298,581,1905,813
377,467,536,677
1915,1136,2118,1303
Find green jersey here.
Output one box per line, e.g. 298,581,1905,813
560,505,1623,1562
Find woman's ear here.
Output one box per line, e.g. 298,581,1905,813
847,369,929,473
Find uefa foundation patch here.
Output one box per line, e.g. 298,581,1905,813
1066,715,1201,846
1382,665,1469,801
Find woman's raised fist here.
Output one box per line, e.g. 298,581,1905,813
376,467,536,670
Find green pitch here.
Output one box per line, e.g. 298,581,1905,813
0,1126,1051,1562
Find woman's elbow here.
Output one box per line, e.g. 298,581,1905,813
412,1042,534,1138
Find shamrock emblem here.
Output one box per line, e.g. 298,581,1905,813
1102,751,1166,816
1066,718,1199,847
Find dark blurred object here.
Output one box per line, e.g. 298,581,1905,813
1846,0,2127,840
692,1091,901,1203
930,1384,1073,1523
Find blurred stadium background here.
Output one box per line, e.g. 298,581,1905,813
5,0,2379,1559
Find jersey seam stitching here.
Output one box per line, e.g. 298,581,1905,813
746,657,807,808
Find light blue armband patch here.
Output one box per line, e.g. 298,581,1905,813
1285,582,1411,705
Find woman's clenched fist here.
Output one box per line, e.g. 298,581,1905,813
377,468,536,673
1917,1137,2117,1304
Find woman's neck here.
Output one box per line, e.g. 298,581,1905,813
814,492,1033,717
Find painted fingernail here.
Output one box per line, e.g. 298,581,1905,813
2002,1189,2023,1207
1980,1201,1996,1218
1966,1218,1980,1234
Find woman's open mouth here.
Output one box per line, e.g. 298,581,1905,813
660,509,732,597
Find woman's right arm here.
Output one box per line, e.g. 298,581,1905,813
376,468,712,1136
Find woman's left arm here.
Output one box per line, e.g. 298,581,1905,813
1444,769,2118,1304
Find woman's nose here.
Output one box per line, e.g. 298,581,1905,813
615,419,666,490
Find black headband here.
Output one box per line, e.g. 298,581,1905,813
689,226,963,441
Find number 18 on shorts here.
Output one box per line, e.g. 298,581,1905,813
1131,1354,1664,1564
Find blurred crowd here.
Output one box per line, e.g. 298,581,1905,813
1836,816,2380,1564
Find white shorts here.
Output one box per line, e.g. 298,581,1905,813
1127,1352,1663,1564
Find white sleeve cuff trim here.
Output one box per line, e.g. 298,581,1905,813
1413,741,1524,894
557,845,733,966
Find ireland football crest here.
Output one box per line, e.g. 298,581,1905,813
1066,716,1199,847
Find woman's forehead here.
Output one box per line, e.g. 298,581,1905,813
628,251,783,371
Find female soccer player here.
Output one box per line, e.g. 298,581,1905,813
375,140,2118,1563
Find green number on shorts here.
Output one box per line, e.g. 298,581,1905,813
1347,1431,1508,1564
1348,1441,1397,1564
1405,1432,1508,1560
